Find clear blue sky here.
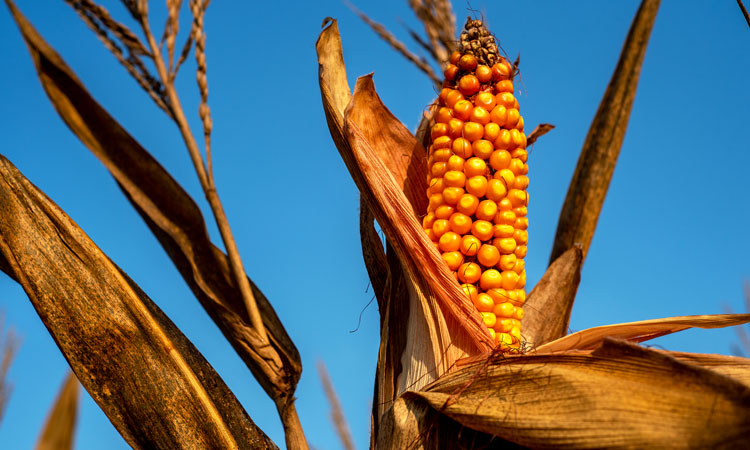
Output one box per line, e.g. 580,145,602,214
1,1,749,449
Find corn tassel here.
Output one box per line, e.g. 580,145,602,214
424,18,527,351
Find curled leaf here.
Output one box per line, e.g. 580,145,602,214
535,313,750,353
413,338,750,449
0,155,276,449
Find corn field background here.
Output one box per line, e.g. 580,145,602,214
0,0,749,449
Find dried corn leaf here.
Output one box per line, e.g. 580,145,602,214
536,313,750,353
377,395,519,450
668,351,750,388
0,156,276,449
35,372,79,450
5,0,301,419
550,0,661,264
318,20,491,415
411,338,750,449
346,75,428,216
523,246,582,346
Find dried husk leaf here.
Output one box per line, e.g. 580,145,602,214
523,246,582,346
4,0,301,425
377,395,520,450
317,21,492,422
411,338,750,449
550,0,661,264
536,313,750,353
0,155,276,449
35,372,79,450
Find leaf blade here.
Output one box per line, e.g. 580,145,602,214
35,372,79,450
0,155,276,449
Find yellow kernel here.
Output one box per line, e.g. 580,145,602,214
433,135,452,149
435,107,453,123
495,237,517,254
493,224,515,239
457,262,481,284
427,177,445,195
489,149,511,171
513,206,528,217
428,193,444,211
494,129,511,150
424,228,437,242
517,270,527,288
489,105,506,127
498,198,513,212
495,169,515,188
447,118,464,138
474,293,494,313
445,90,464,108
432,219,449,238
452,99,473,121
465,176,488,197
422,212,436,229
431,148,451,162
488,328,497,340
461,283,478,301
496,92,516,108
448,212,472,235
471,220,494,241
514,229,529,246
430,162,447,178
514,245,527,258
493,301,515,318
476,200,498,221
508,189,528,207
511,148,528,163
438,231,461,252
452,137,473,158
494,210,516,225
487,288,509,304
477,244,501,267
434,204,455,219
480,269,503,290
456,193,479,216
498,253,517,271
463,157,487,177
475,91,496,110
444,171,466,188
513,258,525,274
472,140,494,159
481,311,497,329
501,270,520,290
447,155,465,171
441,251,464,270
460,235,482,256
485,179,507,201
442,187,464,205
463,122,484,142
514,306,525,320
484,122,500,142
509,158,526,176
505,108,520,129
470,106,490,125
514,217,529,230
514,175,529,190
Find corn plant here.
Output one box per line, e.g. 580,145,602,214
2,0,750,449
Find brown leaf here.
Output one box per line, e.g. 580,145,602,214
318,20,492,413
35,372,79,450
523,246,582,346
317,362,356,450
377,395,519,450
342,112,493,352
0,155,276,449
549,0,661,264
359,195,388,311
525,123,555,146
0,316,18,426
414,338,750,448
4,0,302,428
535,313,750,353
346,75,428,216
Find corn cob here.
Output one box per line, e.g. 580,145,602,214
424,18,527,351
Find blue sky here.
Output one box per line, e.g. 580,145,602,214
1,1,749,449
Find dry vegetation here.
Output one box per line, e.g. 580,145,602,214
1,0,750,449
